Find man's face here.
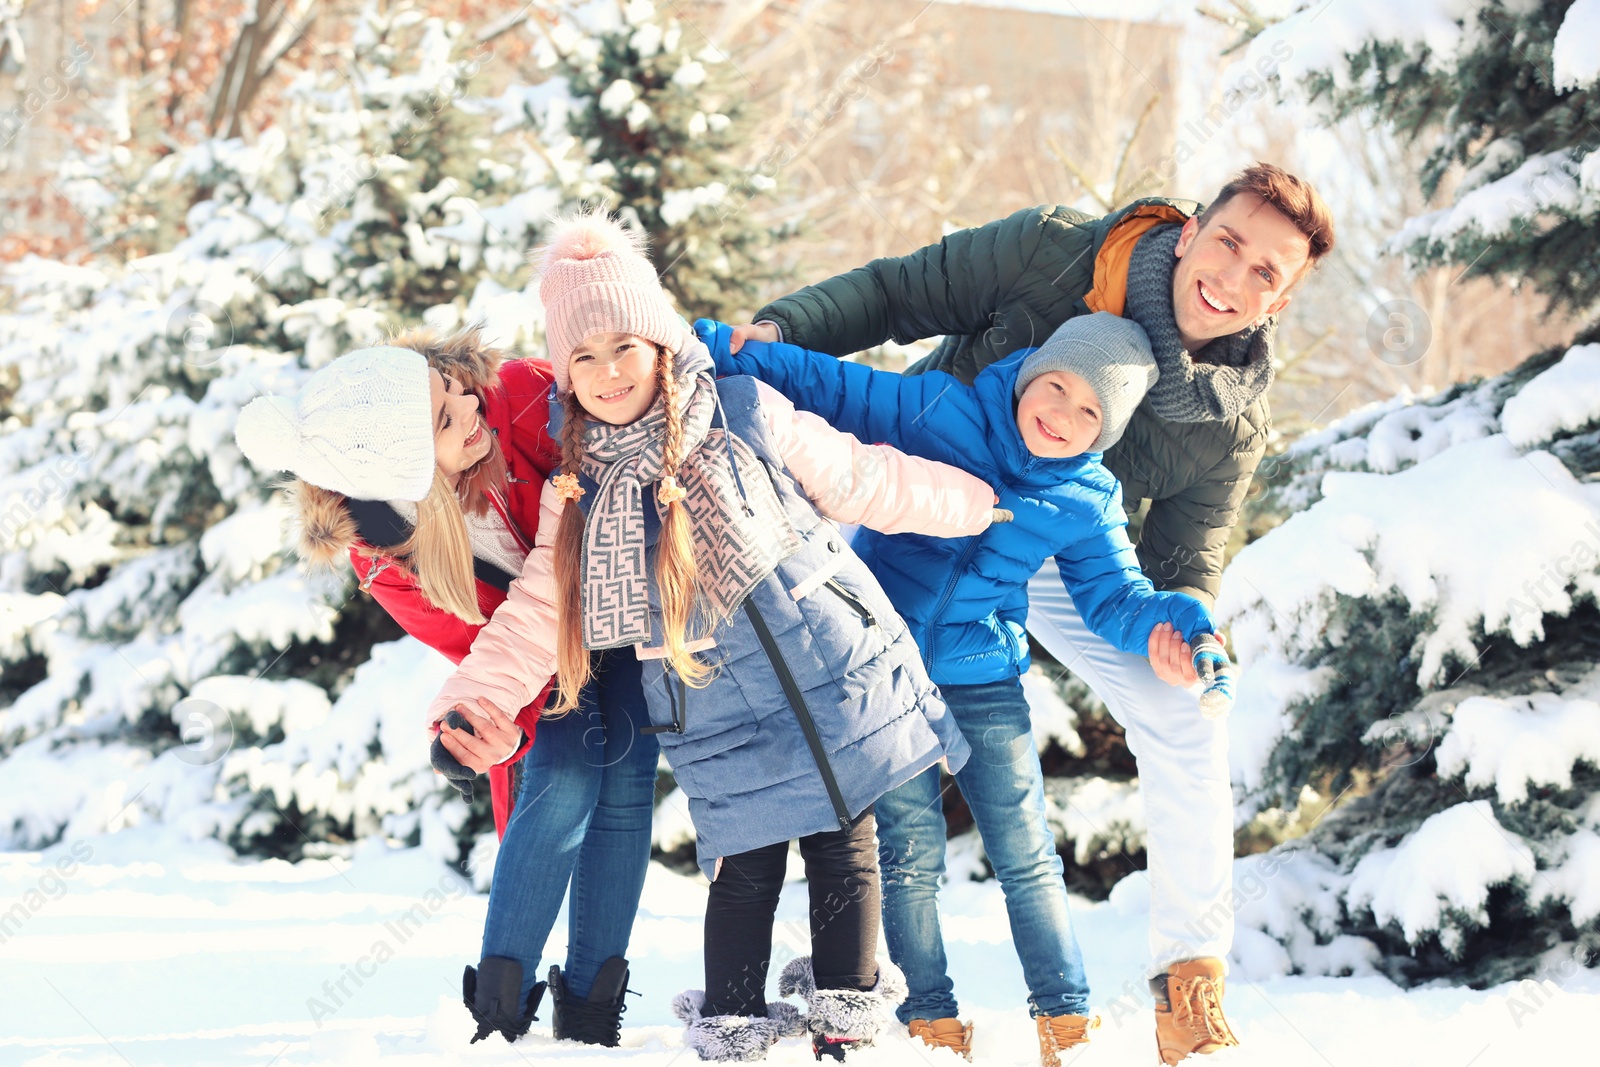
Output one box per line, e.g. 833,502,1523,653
1170,192,1311,351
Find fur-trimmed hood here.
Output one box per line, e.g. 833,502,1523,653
285,328,506,568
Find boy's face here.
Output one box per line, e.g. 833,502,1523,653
1170,192,1310,351
569,332,661,425
1016,370,1103,458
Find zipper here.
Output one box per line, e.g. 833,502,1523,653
925,473,1024,665
924,536,981,667
641,669,689,735
489,424,534,485
359,557,398,593
743,597,851,831
823,579,876,628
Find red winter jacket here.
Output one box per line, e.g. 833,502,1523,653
292,354,562,837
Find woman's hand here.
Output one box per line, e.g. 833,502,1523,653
435,696,524,773
1149,622,1210,687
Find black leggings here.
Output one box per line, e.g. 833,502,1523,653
702,810,881,1017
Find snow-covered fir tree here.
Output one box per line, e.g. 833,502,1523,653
487,0,783,322
0,0,778,881
1212,0,1600,986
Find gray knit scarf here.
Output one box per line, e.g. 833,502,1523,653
1123,223,1276,422
576,339,800,650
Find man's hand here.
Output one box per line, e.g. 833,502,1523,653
729,321,779,353
1149,622,1213,687
435,696,523,773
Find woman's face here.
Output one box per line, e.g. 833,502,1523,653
567,332,660,425
431,369,492,478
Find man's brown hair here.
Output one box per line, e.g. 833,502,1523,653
1198,162,1335,271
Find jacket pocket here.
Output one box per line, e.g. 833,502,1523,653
822,579,878,628
663,721,760,800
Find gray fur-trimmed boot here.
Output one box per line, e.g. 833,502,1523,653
777,955,908,1061
671,989,806,1062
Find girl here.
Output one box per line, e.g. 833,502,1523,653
234,327,653,1047
427,212,1000,1061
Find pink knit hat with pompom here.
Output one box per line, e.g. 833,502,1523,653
534,209,692,392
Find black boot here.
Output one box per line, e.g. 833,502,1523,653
548,956,632,1047
463,957,545,1044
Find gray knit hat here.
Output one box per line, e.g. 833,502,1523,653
1014,312,1158,453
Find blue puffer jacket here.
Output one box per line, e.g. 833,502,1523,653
697,320,1216,688
574,376,971,878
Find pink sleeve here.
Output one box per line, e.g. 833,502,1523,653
428,480,565,725
755,380,995,538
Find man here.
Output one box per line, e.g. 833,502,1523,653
728,163,1334,1065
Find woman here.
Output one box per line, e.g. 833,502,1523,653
234,327,653,1047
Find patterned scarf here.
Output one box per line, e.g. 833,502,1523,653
576,339,801,650
1124,223,1276,422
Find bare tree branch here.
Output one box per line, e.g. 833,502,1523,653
1109,92,1161,202
209,0,316,139
476,5,530,44
1046,137,1108,211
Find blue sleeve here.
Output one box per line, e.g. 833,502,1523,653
695,317,959,457
1053,515,1218,656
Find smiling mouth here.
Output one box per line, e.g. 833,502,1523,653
464,419,484,447
1036,417,1066,443
1199,281,1234,314
596,385,633,402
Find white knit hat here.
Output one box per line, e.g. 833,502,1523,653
234,346,436,501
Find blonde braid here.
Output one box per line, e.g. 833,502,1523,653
658,346,687,501
653,347,712,687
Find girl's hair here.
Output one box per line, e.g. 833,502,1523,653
550,344,710,715
353,327,510,624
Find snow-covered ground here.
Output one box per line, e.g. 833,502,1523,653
2,828,1593,1066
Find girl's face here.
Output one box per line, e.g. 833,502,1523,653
431,369,492,478
568,332,660,425
1015,370,1103,458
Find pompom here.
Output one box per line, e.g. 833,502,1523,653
234,395,302,472
533,208,649,273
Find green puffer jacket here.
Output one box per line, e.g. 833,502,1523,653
755,197,1270,605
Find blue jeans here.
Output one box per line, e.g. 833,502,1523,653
479,648,658,1003
876,677,1090,1021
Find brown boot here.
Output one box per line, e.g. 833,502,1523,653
1152,958,1240,1064
909,1017,974,1059
1035,1012,1100,1066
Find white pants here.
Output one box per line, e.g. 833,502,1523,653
1026,566,1235,975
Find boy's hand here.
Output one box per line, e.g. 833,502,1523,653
729,322,779,353
436,696,523,772
1150,622,1204,686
